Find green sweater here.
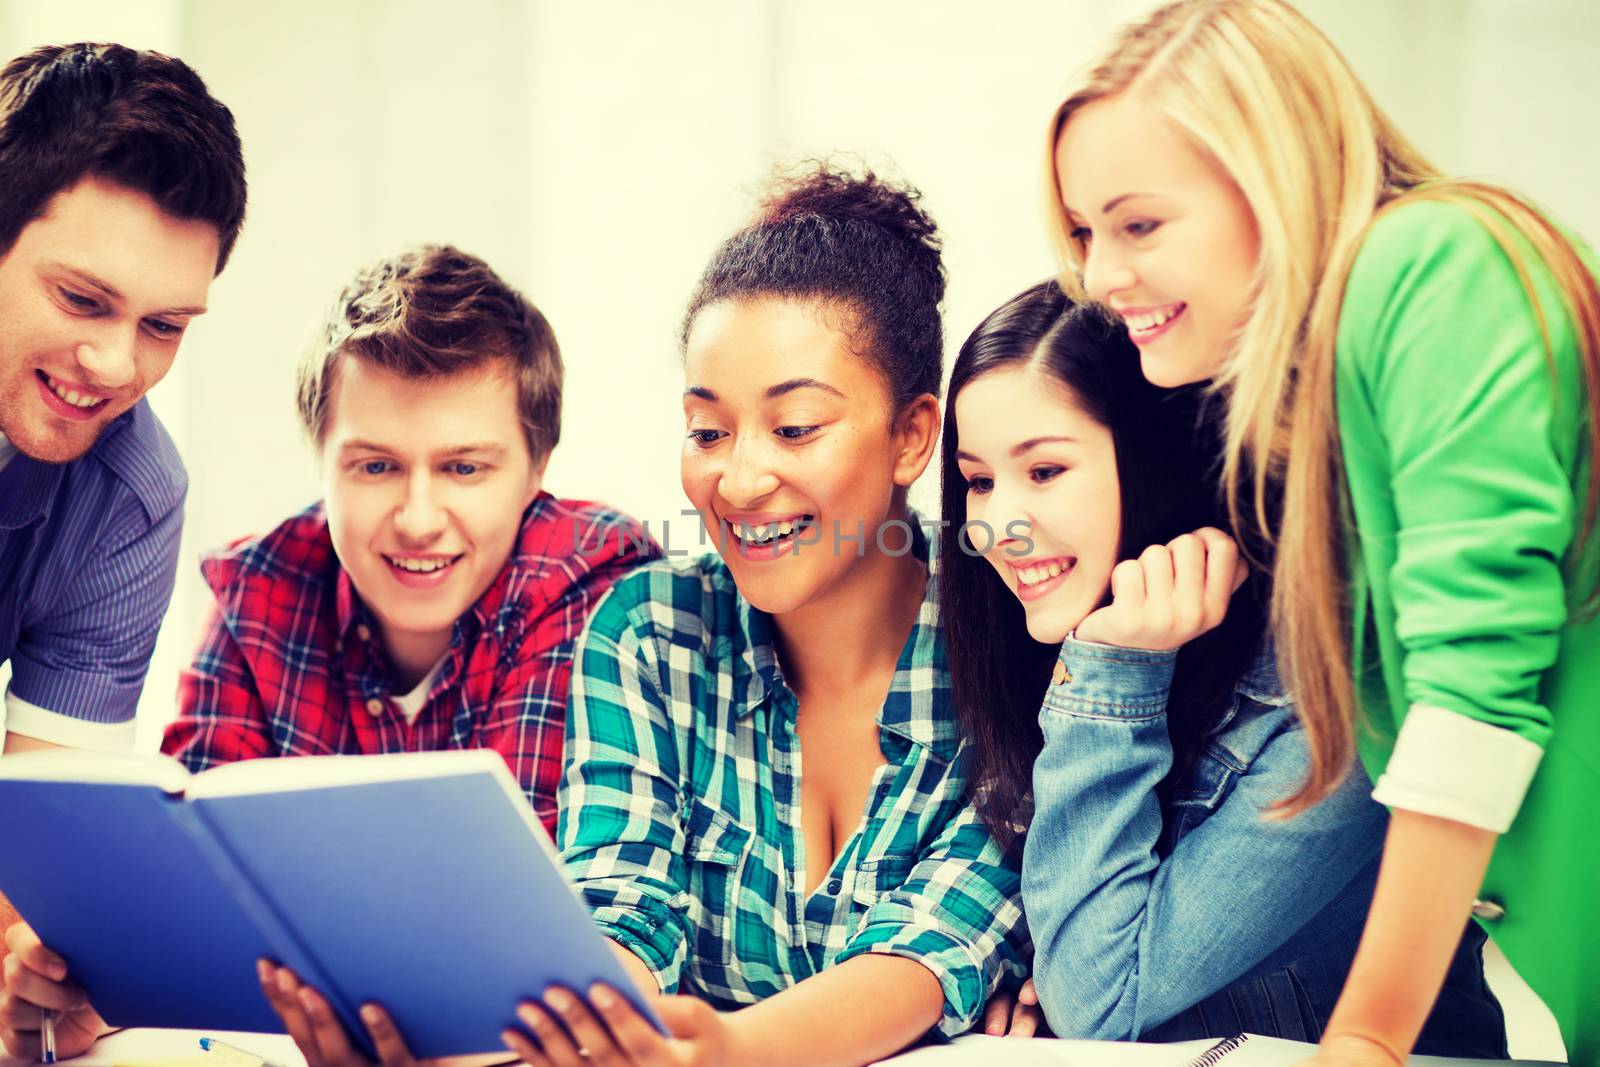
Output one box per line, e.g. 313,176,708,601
1335,198,1599,1060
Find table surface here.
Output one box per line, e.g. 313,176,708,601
0,1030,1564,1067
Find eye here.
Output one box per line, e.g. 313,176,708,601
58,287,100,311
1068,226,1092,244
1124,218,1161,238
1030,465,1066,484
358,460,394,476
143,318,184,340
446,461,482,477
964,475,994,495
774,425,819,441
687,429,725,448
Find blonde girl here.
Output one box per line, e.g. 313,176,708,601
1043,1,1600,1063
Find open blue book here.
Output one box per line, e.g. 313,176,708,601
0,748,662,1058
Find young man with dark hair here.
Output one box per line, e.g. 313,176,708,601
5,244,657,1061
0,40,246,1060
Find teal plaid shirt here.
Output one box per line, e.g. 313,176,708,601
557,532,1029,1036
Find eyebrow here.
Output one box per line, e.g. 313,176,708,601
955,435,1079,463
1102,193,1157,214
684,378,846,403
46,261,209,316
339,440,509,458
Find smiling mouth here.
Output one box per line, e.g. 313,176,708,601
725,515,815,551
1123,303,1186,343
383,554,463,575
1008,557,1076,602
1012,557,1074,587
36,370,112,412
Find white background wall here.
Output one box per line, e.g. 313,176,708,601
0,2,1592,1053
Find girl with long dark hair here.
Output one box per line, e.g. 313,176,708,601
943,281,1504,1048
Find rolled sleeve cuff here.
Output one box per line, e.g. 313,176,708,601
586,901,687,994
1041,637,1177,720
1372,703,1544,833
9,652,142,726
3,687,137,751
837,914,990,1037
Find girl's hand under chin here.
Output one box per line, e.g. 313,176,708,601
1073,527,1246,651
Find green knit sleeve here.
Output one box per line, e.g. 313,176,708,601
1336,198,1591,747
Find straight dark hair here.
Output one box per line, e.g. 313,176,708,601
0,43,247,271
940,281,1269,853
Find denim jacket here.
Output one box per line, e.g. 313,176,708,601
1022,638,1506,1054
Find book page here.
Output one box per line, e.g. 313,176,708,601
184,748,512,800
872,1035,1216,1066
0,749,189,793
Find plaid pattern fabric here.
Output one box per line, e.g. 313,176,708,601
163,492,657,835
558,530,1029,1036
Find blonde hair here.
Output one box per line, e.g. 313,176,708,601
1044,0,1600,813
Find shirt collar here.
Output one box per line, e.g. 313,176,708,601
730,514,958,762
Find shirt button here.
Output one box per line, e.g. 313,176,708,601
365,697,385,717
1471,898,1506,922
356,624,372,642
827,879,842,894
1052,662,1072,686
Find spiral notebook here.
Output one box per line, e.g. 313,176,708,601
870,1033,1561,1066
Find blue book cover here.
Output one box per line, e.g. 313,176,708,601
0,749,664,1058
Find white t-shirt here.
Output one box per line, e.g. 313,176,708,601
392,655,449,725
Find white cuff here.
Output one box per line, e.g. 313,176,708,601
2,686,138,752
1371,703,1543,833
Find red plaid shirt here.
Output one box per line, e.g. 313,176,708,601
162,492,658,835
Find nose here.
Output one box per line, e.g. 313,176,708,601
975,476,1034,556
715,439,781,508
73,336,137,391
1081,240,1136,307
394,471,448,543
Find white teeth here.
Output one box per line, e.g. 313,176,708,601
1127,306,1181,332
45,376,103,408
391,557,452,573
1016,560,1068,586
731,517,807,544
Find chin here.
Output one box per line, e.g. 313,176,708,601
1022,610,1071,646
7,425,100,464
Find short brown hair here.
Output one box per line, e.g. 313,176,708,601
0,43,247,271
297,245,563,461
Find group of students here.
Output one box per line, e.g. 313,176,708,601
0,2,1596,1066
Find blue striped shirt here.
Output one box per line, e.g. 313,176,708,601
0,399,186,748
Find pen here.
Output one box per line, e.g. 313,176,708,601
198,1036,286,1067
40,1007,55,1065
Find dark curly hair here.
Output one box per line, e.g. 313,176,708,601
681,160,946,410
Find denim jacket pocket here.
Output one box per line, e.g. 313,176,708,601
1168,697,1294,820
681,796,753,965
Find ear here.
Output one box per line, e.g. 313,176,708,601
891,393,941,489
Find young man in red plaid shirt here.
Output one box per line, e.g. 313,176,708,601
161,244,658,836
